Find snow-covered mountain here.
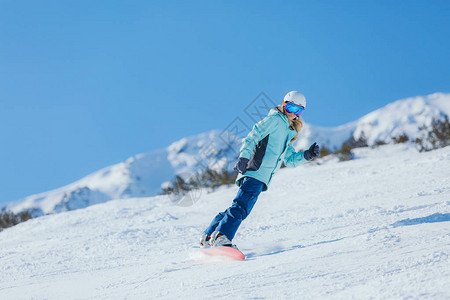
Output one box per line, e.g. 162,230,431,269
1,144,449,299
5,93,450,216
6,130,241,216
295,92,450,151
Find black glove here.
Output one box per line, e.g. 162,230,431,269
233,157,249,174
304,142,320,161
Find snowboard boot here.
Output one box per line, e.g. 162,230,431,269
209,231,233,247
199,233,211,248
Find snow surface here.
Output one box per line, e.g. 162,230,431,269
1,144,449,299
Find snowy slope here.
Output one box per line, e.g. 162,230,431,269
6,130,241,216
296,92,450,150
0,144,449,299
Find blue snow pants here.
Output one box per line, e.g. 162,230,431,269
204,176,265,240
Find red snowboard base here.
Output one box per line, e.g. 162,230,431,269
198,246,245,261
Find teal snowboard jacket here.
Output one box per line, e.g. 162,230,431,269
235,107,309,191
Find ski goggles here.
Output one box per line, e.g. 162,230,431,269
283,101,305,116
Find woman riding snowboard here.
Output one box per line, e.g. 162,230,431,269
200,91,320,247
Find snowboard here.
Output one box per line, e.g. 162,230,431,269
198,246,245,261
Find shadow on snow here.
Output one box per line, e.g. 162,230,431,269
391,212,450,228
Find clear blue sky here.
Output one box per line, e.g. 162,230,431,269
1,1,449,205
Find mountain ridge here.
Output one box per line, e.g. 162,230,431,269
5,92,450,216
295,92,450,150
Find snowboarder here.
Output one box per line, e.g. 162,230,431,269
200,91,320,248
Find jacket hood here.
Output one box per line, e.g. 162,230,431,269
269,107,290,125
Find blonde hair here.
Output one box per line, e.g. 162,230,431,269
277,105,303,142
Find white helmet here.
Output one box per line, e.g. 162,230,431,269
283,91,306,108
